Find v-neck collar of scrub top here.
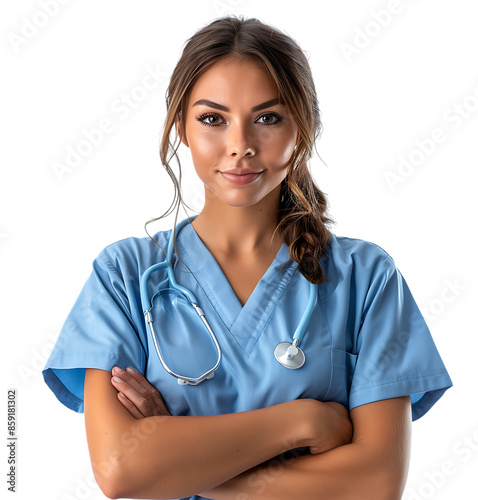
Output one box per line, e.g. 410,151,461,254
175,220,300,354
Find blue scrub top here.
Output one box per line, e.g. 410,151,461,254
43,217,453,500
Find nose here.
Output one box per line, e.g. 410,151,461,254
227,123,256,158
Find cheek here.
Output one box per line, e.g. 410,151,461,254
263,134,296,166
189,132,223,161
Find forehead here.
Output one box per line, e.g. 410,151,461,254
187,57,279,105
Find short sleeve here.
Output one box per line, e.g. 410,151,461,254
349,255,453,421
42,249,146,413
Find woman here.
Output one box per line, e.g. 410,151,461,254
43,15,453,499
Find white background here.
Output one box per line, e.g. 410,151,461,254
1,1,476,499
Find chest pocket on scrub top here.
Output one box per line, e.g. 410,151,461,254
322,348,358,408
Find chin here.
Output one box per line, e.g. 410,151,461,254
221,199,259,208
219,196,262,209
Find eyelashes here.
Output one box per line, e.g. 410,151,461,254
195,113,223,127
194,112,284,128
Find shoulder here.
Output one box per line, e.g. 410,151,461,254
326,232,396,272
92,228,173,277
321,232,399,297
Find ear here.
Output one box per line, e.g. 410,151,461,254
176,112,189,148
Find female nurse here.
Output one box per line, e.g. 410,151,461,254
43,15,453,500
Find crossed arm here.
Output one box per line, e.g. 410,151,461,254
84,367,411,499
199,397,412,500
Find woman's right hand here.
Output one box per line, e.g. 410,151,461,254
293,399,353,455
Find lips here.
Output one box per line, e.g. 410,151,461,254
220,171,263,185
221,168,262,175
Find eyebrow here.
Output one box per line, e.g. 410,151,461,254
192,98,281,112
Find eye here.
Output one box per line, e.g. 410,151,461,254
195,113,224,127
257,112,284,126
194,111,284,128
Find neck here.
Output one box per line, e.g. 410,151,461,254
191,185,283,257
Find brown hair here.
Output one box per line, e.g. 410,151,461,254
146,14,334,284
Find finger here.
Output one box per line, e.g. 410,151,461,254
112,366,157,405
117,392,144,419
124,366,166,402
125,366,171,416
111,366,171,417
112,366,150,394
110,374,155,417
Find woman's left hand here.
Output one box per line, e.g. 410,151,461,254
110,366,171,418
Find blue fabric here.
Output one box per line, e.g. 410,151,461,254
43,217,453,500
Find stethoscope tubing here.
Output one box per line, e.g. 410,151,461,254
140,216,199,313
141,215,222,385
140,214,318,383
145,288,221,385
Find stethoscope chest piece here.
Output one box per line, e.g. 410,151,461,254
274,339,305,369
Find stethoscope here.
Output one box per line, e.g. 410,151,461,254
140,215,318,385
